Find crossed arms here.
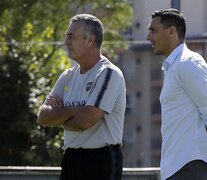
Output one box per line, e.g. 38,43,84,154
37,95,104,131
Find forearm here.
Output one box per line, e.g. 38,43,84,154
63,116,86,131
37,104,80,127
63,119,84,131
63,106,104,131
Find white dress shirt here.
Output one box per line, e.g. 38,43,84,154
160,43,207,180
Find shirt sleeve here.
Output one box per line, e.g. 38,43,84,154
49,70,68,99
178,55,207,126
86,67,125,114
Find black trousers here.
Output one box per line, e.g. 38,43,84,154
167,160,207,180
60,145,123,180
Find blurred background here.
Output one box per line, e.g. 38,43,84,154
0,0,207,177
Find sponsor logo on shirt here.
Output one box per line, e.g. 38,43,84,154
65,100,86,107
64,86,70,91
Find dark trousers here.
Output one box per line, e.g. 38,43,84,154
60,145,123,180
167,160,207,180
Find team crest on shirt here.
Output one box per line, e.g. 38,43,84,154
86,82,93,91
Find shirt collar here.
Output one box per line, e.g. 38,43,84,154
162,43,186,71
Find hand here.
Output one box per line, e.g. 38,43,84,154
62,118,75,131
45,94,63,108
62,118,82,131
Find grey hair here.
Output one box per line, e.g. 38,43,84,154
70,14,103,49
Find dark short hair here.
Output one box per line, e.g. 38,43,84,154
151,8,186,41
70,14,103,49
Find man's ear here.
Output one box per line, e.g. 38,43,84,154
169,26,177,36
88,34,96,47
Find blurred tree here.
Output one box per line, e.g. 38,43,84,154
0,0,132,165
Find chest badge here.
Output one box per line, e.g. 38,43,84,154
86,82,93,91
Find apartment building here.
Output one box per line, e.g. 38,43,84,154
116,0,207,167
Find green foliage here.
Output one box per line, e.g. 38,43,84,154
0,0,132,166
0,55,35,165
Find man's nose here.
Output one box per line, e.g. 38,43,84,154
146,32,151,41
64,38,70,45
